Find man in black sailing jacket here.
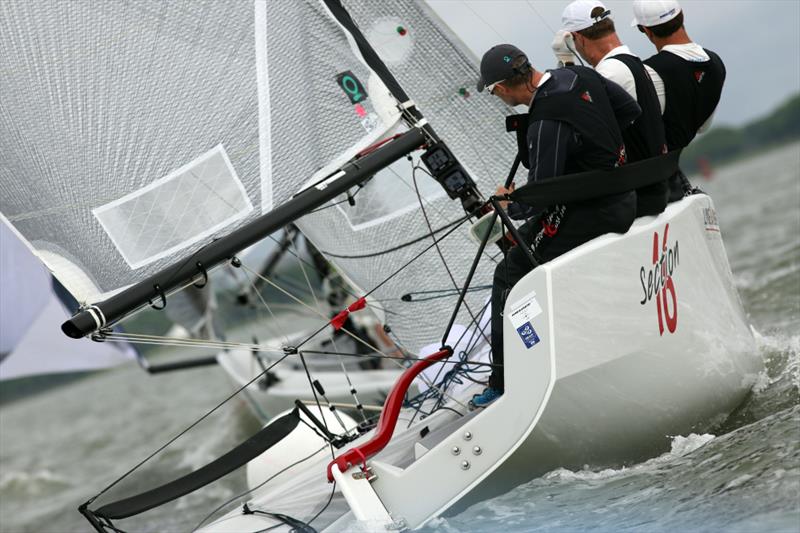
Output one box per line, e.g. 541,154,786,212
555,0,669,216
632,0,726,201
471,44,640,408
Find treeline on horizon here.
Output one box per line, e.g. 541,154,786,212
681,92,800,175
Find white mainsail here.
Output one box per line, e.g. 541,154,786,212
0,0,515,357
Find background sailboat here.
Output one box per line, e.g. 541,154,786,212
0,221,137,382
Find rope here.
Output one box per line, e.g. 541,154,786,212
298,349,500,369
85,211,474,517
412,164,492,349
524,0,557,33
289,238,364,418
459,0,505,41
193,444,329,530
82,349,295,510
320,215,469,259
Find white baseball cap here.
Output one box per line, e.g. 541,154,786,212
631,0,682,28
561,0,612,32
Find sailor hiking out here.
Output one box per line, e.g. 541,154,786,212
471,44,641,407
556,0,669,216
633,0,726,200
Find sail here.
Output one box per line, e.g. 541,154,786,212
0,222,136,380
0,0,399,305
1,0,517,356
291,0,516,352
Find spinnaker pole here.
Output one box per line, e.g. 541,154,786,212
62,128,428,339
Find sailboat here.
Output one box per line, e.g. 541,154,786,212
0,221,137,381
0,0,761,531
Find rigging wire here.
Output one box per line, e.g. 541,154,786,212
524,0,557,33
306,479,337,529
238,263,406,372
242,268,292,345
412,163,492,349
297,349,500,369
400,284,492,303
289,238,367,422
193,443,328,530
82,348,296,510
458,0,505,41
242,262,471,410
88,212,477,516
320,215,469,259
263,233,396,317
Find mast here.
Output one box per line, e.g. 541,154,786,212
62,128,427,339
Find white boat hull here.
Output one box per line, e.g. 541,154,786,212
217,342,404,421
201,195,762,531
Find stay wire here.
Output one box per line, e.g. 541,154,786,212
263,233,395,317
459,0,505,41
412,163,492,349
320,215,469,260
298,349,500,369
83,349,294,510
524,0,556,33
243,267,291,345
293,214,471,352
298,350,336,460
289,238,363,417
92,218,471,507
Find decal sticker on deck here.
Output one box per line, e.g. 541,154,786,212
516,322,540,349
509,292,543,349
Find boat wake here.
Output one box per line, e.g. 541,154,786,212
424,407,799,533
0,469,70,496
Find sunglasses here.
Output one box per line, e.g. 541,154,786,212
486,79,506,95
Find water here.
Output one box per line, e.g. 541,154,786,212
1,143,798,532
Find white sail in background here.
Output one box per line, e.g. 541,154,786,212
0,222,136,380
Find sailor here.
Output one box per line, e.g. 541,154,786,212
632,0,726,201
471,44,640,408
555,0,669,216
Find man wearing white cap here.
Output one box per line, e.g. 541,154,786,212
633,0,726,200
555,0,669,217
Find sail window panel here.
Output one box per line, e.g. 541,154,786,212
93,146,252,269
334,156,446,231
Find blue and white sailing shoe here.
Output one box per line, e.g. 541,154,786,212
469,387,503,409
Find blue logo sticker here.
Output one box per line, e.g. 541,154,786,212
516,322,540,349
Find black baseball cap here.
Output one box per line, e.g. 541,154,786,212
477,44,530,92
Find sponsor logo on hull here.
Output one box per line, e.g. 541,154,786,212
639,224,679,335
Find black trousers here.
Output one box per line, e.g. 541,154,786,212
487,194,636,391
487,222,567,391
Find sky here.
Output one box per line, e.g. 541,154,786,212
427,0,800,127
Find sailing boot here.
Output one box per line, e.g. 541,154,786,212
469,387,503,409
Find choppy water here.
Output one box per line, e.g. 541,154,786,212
1,143,798,533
